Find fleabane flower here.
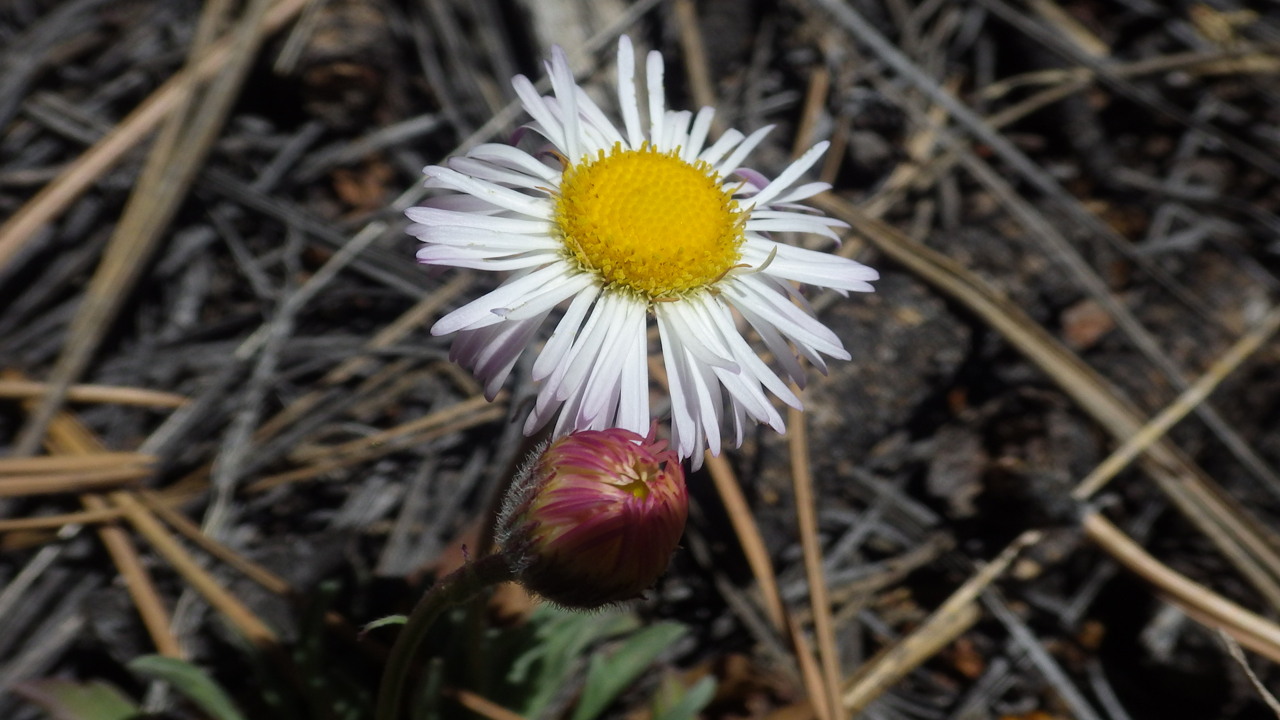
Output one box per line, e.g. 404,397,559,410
408,36,878,466
497,427,688,609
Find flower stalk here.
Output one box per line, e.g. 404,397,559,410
375,553,514,720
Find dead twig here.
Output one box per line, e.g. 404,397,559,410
0,380,188,408
1074,305,1280,499
1083,512,1280,663
1218,629,1280,719
789,400,844,720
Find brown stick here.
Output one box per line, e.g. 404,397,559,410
0,452,154,475
0,380,188,408
0,467,151,497
789,402,844,720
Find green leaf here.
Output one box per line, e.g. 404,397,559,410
12,679,140,720
362,615,408,634
653,676,717,720
128,655,246,720
508,606,639,717
570,623,688,720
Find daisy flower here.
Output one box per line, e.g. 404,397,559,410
407,36,878,467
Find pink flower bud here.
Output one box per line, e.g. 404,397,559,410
497,427,688,609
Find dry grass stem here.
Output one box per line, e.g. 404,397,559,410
789,612,834,720
1075,305,1280,499
138,490,291,596
112,491,278,647
81,494,184,658
1218,629,1280,719
702,451,788,632
0,467,151,497
1027,0,1110,58
788,402,844,720
246,404,507,493
255,272,474,441
289,392,507,464
1083,512,1280,663
0,380,188,408
793,67,831,160
447,688,531,720
672,0,721,136
0,490,198,533
0,453,154,475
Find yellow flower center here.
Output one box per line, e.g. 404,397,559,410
616,462,657,500
555,143,744,300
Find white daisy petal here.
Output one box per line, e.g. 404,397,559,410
664,110,691,155
746,141,829,208
654,303,739,372
432,263,571,335
656,311,699,460
616,36,645,150
684,106,715,162
406,207,552,234
727,298,808,387
471,311,550,400
698,128,743,167
415,246,557,271
573,86,626,148
747,210,848,225
410,228,560,253
420,193,504,213
716,125,774,177
685,295,785,425
646,50,665,148
742,240,879,291
614,314,649,434
493,271,595,321
745,220,844,243
729,399,747,449
720,275,849,360
447,156,548,189
532,283,599,382
771,181,831,204
511,74,565,150
424,166,552,219
548,46,581,162
697,294,802,411
578,297,643,423
465,143,560,181
554,292,623,403
545,95,611,156
687,348,723,456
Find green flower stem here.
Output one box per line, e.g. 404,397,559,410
376,553,515,720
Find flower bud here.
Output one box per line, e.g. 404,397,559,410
497,427,688,609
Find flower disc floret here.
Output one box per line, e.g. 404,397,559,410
556,143,744,299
